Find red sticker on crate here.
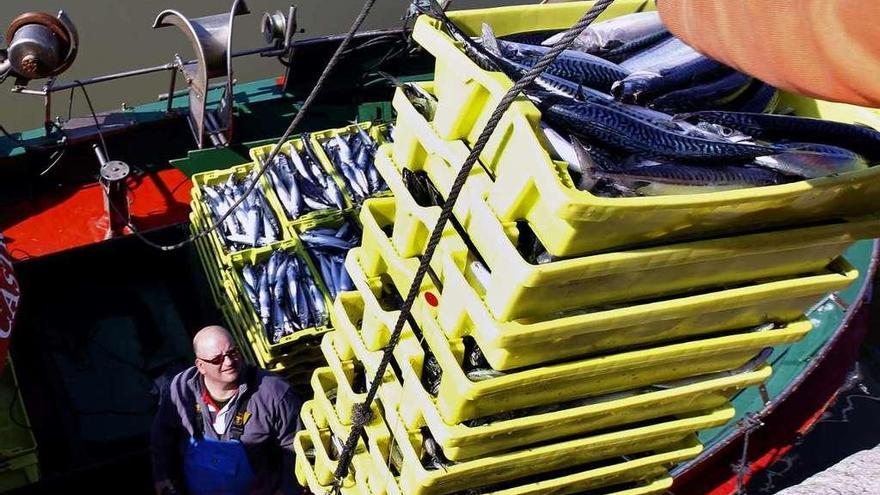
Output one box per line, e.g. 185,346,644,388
424,292,438,307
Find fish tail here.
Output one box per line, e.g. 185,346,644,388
480,23,502,57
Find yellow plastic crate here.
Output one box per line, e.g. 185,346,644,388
309,368,389,462
190,161,289,263
377,132,874,322
436,254,858,370
419,300,812,424
194,207,325,373
301,400,355,486
222,277,329,371
311,362,387,432
460,438,698,495
249,137,351,227
367,442,686,495
590,477,674,495
411,0,880,256
224,239,333,360
354,182,856,369
319,331,407,415
386,400,730,495
330,286,424,376
395,358,768,461
309,121,393,205
334,245,424,356
357,194,466,292
293,430,373,495
388,83,491,225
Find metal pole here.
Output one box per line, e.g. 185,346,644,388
93,144,131,238
165,69,178,114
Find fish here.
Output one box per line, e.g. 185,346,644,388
301,231,357,250
594,30,672,63
588,160,786,196
678,110,880,162
541,123,579,169
647,71,753,113
421,352,443,396
307,279,327,324
420,428,453,470
257,267,272,326
480,24,630,93
467,260,491,295
285,262,300,317
542,11,666,55
753,143,868,178
571,137,787,196
532,92,783,162
465,368,506,382
721,81,780,113
336,258,354,291
379,71,438,121
619,36,700,72
289,143,316,184
613,58,729,104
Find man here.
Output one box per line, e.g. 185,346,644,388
151,325,303,495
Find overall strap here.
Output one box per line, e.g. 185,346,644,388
226,391,253,441
193,403,205,440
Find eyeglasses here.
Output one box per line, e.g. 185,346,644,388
197,348,242,366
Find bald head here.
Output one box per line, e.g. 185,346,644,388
193,325,242,388
193,325,234,357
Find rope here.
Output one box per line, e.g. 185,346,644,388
127,0,379,252
732,413,764,494
329,1,616,490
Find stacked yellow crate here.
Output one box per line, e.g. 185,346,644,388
294,2,880,493
189,122,394,389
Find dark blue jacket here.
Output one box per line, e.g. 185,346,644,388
150,365,303,494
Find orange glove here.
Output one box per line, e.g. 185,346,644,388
656,0,880,108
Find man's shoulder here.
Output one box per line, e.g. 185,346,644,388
168,366,199,398
251,367,293,392
250,368,301,403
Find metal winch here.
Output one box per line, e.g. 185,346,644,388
0,11,78,83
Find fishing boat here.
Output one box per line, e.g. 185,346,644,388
0,1,877,494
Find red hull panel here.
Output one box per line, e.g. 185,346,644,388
0,169,192,261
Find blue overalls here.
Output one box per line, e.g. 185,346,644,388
184,393,256,495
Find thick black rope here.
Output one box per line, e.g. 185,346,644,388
330,0,616,490
130,0,379,251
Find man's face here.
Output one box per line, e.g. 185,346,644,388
195,334,242,385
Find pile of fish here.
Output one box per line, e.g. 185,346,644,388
411,3,880,198
240,250,329,344
420,338,505,398
265,139,346,221
299,221,360,299
319,127,388,203
202,172,280,250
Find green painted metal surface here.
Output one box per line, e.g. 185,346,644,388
698,240,875,446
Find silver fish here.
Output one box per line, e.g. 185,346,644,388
465,368,506,382
257,268,271,326
300,231,356,250
289,145,315,184
542,11,664,54
753,143,868,179
540,124,579,173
